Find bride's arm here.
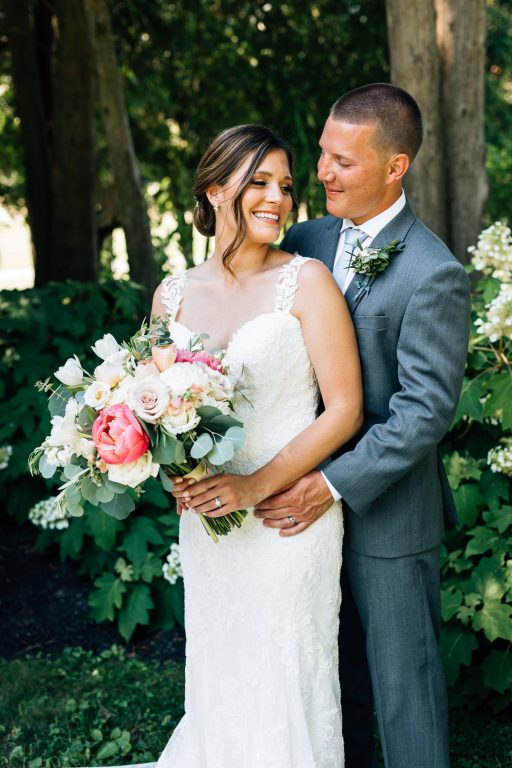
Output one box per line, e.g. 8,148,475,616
174,261,362,515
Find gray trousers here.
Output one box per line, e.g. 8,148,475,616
339,546,450,768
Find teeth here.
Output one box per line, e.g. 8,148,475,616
254,212,279,221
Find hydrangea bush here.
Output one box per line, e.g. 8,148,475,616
441,221,512,706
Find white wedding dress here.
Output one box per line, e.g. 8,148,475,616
156,255,344,768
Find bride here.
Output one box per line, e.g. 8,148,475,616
151,124,362,768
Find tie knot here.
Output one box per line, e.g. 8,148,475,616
344,227,365,247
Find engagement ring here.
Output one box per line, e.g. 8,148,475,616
215,496,222,509
287,515,298,526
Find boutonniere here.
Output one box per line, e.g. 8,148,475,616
351,240,405,277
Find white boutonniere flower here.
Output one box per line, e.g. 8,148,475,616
351,240,405,277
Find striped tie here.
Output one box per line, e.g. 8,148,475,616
333,227,367,292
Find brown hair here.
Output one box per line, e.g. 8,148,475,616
193,124,297,270
330,83,423,162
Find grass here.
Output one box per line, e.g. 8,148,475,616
0,647,511,767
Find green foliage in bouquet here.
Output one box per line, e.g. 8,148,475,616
0,282,185,640
441,222,512,707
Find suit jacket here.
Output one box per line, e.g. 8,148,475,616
281,201,471,558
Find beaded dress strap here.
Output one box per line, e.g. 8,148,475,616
274,254,312,314
161,272,188,323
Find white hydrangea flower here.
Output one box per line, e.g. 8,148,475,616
29,496,70,530
0,445,13,470
475,283,512,342
488,439,512,478
468,221,512,281
162,543,183,585
47,398,82,451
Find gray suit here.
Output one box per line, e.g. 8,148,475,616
281,201,471,768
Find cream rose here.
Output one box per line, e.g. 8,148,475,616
107,451,159,488
127,376,169,423
161,398,201,435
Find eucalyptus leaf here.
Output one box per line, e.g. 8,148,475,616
96,484,115,504
159,469,174,492
190,433,214,459
208,437,235,465
100,494,136,520
152,432,178,464
81,475,100,506
39,455,57,479
224,425,245,450
63,463,84,481
77,405,98,431
48,386,72,418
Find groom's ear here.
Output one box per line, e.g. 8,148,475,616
386,153,409,185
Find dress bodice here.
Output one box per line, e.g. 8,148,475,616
161,255,319,473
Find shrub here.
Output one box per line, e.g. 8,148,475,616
441,221,512,707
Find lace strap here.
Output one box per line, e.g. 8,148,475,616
274,254,312,313
161,272,187,323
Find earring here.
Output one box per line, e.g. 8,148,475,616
213,202,219,212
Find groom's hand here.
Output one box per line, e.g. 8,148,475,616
254,471,335,537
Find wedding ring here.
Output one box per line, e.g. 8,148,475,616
214,496,222,509
287,515,298,526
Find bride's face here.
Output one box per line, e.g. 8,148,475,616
215,149,294,245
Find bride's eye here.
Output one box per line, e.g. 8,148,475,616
281,184,293,195
250,179,266,186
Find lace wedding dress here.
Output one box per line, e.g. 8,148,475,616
156,255,344,768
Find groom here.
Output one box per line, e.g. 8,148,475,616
255,84,471,768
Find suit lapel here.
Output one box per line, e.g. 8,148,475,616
344,201,417,315
316,216,342,271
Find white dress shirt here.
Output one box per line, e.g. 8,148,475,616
321,191,407,503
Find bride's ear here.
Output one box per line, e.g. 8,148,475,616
206,185,224,209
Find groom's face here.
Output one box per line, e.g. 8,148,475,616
317,117,392,224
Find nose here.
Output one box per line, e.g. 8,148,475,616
265,181,284,203
317,153,334,183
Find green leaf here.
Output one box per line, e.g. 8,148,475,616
77,405,97,431
452,483,484,528
482,649,512,694
114,557,134,582
96,742,119,761
469,555,508,603
159,468,174,492
64,483,84,516
141,477,170,508
100,493,135,520
122,516,164,567
63,463,83,481
439,625,478,685
486,371,512,429
465,527,501,558
441,587,463,621
208,437,235,465
140,553,165,583
95,484,115,503
479,470,509,513
196,405,222,420
152,431,179,464
48,386,72,418
118,584,154,641
483,505,512,534
88,573,126,622
86,508,121,551
473,600,512,642
453,377,484,424
190,432,214,459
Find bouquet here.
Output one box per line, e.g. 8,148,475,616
29,319,247,542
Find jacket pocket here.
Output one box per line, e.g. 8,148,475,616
352,314,390,331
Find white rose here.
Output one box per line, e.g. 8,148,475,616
106,376,133,407
161,399,201,435
160,362,209,398
95,360,125,387
207,368,233,402
84,381,111,410
107,451,159,488
127,376,169,424
54,356,83,386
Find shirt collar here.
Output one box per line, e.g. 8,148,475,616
340,190,406,239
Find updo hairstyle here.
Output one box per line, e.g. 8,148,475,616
193,124,297,269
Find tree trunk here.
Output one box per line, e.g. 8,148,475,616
51,0,98,282
86,0,156,296
435,0,488,263
385,0,448,241
3,0,52,285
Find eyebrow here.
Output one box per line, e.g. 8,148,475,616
253,170,293,181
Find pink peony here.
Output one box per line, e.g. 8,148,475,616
176,348,223,372
92,404,150,465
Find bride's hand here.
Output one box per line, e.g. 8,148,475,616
171,473,259,516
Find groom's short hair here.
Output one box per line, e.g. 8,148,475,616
330,83,423,162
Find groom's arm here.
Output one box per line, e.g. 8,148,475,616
323,260,471,516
